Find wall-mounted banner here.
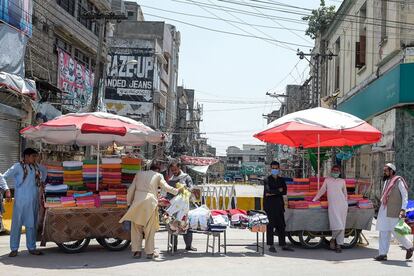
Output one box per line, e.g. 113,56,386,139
57,49,94,112
105,47,154,103
0,0,32,37
105,99,153,118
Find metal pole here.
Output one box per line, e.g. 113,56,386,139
90,18,106,112
317,134,320,190
96,141,100,192
316,55,320,107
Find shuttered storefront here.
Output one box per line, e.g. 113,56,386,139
0,113,20,188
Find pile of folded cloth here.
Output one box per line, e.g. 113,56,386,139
121,158,141,187
60,196,76,208
287,178,310,193
116,194,127,207
348,194,363,207
287,192,305,201
74,192,96,208
357,199,374,209
99,191,117,208
247,210,269,232
228,209,249,229
108,187,127,195
188,205,210,231
345,178,357,193
45,184,68,197
83,160,101,191
321,201,329,209
45,162,64,186
101,158,122,190
209,210,229,232
309,177,325,192
288,201,309,209
308,201,322,209
63,161,84,190
44,197,62,208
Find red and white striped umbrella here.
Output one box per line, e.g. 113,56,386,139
21,112,164,146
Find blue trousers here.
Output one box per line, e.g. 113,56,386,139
10,221,37,251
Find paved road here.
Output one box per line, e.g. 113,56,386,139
0,226,412,276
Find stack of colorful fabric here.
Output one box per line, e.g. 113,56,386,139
345,178,357,193
287,178,310,193
309,177,325,192
321,201,329,209
45,184,68,197
46,163,64,186
287,192,305,201
100,191,117,208
101,158,122,190
358,199,374,209
116,194,127,207
61,196,76,208
308,201,322,209
63,161,84,190
288,201,309,209
121,158,141,187
83,160,101,191
44,197,62,208
74,192,96,208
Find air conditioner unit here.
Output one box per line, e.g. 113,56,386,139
111,0,126,16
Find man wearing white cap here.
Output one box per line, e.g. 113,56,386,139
374,163,413,261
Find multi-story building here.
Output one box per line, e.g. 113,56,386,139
105,6,181,133
27,0,113,112
172,86,203,156
315,0,414,197
225,144,266,181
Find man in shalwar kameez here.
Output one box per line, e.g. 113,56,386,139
0,148,47,257
374,163,414,261
313,165,348,253
120,162,183,259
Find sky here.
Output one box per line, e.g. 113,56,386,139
136,0,340,155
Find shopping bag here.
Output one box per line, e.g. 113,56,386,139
394,219,412,236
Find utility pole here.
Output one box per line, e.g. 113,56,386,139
82,11,127,112
297,50,337,107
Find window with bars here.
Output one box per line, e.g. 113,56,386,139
56,0,75,16
56,37,72,53
74,49,90,69
77,0,98,34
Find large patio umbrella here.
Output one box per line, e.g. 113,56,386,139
21,112,165,190
253,107,382,187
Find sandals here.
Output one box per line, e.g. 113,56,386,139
29,250,44,256
146,252,159,259
8,251,18,257
133,251,142,259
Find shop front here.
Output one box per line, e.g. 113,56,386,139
337,63,414,197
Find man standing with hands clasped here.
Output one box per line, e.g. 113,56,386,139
263,161,294,253
375,163,414,261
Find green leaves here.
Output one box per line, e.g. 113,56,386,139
302,0,336,40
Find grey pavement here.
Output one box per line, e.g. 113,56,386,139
0,225,412,276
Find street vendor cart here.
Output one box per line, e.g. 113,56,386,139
20,112,165,253
285,208,374,249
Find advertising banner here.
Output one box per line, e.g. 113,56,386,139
0,0,32,37
57,49,94,112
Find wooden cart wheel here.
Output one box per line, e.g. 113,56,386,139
96,238,131,251
299,231,324,249
287,232,302,246
342,229,361,249
56,238,90,254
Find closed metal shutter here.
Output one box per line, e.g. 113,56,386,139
0,113,20,188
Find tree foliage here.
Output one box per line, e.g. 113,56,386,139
302,0,336,40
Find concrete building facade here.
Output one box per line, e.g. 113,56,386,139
316,0,414,197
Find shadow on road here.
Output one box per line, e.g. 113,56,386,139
0,243,411,269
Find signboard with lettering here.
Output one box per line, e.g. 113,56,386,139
104,43,155,117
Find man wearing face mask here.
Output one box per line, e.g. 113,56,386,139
263,161,293,253
313,165,348,253
374,163,413,261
